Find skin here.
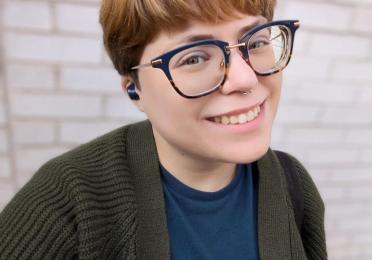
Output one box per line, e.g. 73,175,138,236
122,13,283,192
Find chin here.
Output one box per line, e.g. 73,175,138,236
221,137,271,164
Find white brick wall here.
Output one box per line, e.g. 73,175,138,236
0,0,371,259
274,1,372,258
56,4,101,34
5,33,102,63
3,2,52,31
61,67,120,93
6,64,56,90
10,93,103,118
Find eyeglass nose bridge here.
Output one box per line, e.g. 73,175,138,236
225,42,246,52
224,42,248,61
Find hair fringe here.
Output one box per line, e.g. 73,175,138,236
100,0,276,75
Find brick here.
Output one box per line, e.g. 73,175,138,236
285,128,344,145
307,148,359,164
270,144,308,163
63,0,100,3
0,103,6,124
297,83,357,104
339,217,372,231
11,94,102,118
60,121,122,144
321,106,372,125
15,147,69,174
344,247,372,260
353,8,372,33
273,1,286,19
283,2,353,31
351,232,372,246
3,1,52,31
0,181,15,211
332,62,372,82
284,56,330,80
269,126,284,147
6,64,55,90
61,67,120,93
346,0,372,5
344,130,372,146
275,104,320,124
102,52,113,65
0,156,11,177
289,30,309,56
278,82,300,103
349,185,372,200
0,129,8,153
13,121,55,145
56,4,101,34
326,202,368,218
361,150,372,163
309,33,370,58
307,169,330,185
105,96,147,120
326,233,349,250
319,186,347,201
330,168,372,183
4,33,102,64
360,86,372,103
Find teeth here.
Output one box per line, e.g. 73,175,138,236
221,116,229,125
213,105,261,125
230,115,238,124
238,114,247,124
247,110,255,121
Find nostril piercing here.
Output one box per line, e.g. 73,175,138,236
241,89,252,95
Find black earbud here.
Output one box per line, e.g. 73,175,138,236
127,83,140,100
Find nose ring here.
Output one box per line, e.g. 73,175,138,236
241,89,253,95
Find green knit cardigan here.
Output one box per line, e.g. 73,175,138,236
0,120,327,259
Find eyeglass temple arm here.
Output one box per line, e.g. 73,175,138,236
131,59,163,70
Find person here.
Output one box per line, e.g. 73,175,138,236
0,0,327,259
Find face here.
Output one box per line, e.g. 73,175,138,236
130,14,283,170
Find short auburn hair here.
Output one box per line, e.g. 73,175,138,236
99,0,277,76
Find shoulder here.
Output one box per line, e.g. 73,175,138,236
0,120,151,258
36,119,151,179
274,151,324,206
12,120,153,205
271,150,327,259
270,150,324,209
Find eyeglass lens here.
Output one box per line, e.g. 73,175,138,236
168,25,290,97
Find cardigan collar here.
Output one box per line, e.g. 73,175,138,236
126,120,294,259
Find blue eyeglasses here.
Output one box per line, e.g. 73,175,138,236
130,20,300,99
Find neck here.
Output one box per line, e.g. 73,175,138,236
153,129,236,192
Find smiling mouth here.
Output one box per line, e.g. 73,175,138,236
209,104,262,125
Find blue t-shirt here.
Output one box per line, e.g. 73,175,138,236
161,164,259,260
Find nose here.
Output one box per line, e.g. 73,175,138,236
220,51,259,95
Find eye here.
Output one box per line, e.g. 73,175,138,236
177,52,210,67
249,39,270,50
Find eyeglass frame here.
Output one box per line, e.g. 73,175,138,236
130,19,300,99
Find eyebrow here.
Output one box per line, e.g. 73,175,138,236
174,18,266,46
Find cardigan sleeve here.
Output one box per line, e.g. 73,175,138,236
0,160,78,260
290,155,328,260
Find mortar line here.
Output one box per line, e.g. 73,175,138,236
0,0,19,192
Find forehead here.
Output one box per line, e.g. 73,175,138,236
173,15,266,39
146,15,267,54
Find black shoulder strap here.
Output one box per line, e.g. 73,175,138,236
275,150,304,235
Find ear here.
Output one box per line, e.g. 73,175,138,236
121,77,145,112
121,77,133,93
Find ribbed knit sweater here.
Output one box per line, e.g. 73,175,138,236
0,120,327,260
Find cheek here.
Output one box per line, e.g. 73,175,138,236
260,73,282,116
137,69,203,126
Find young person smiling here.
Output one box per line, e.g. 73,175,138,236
0,0,327,259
